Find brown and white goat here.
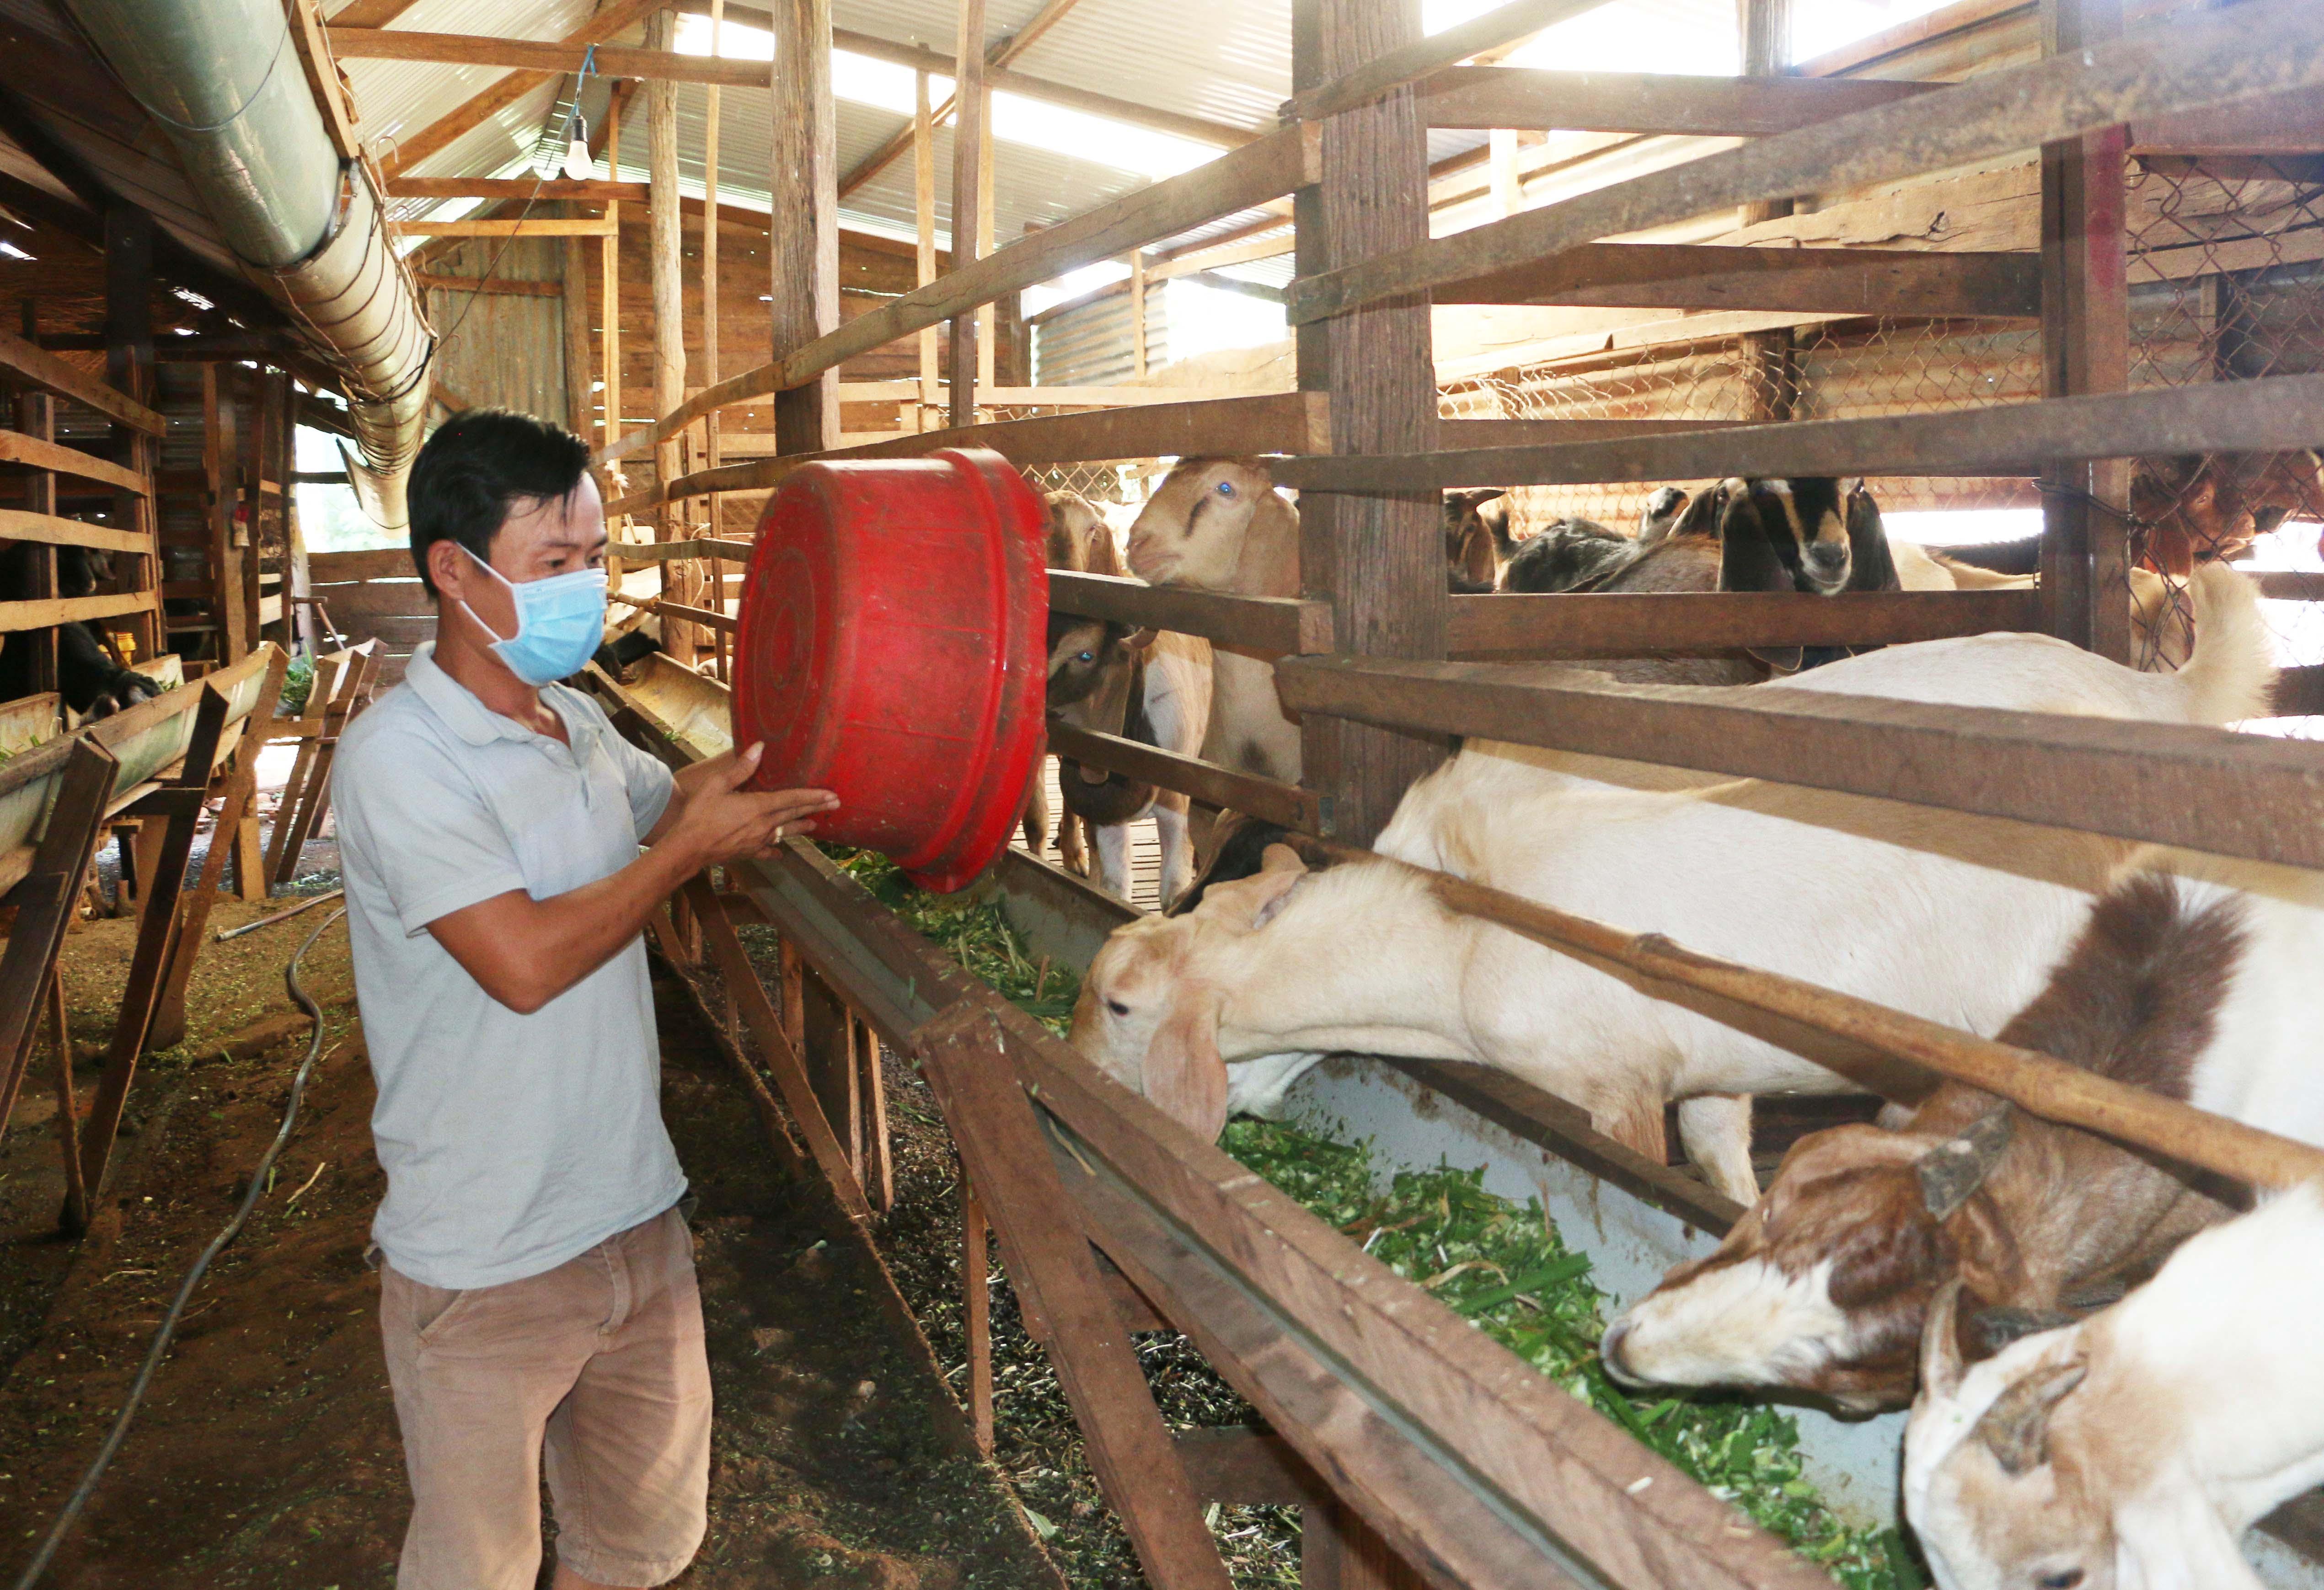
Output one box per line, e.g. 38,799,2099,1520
1603,837,2324,1413
1906,1181,2324,1590
1031,490,1133,874
1125,458,1303,785
1068,567,2271,1199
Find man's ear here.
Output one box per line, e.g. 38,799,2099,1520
427,538,469,602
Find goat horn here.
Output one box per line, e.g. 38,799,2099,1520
1921,1279,1968,1400
1917,1104,2016,1221
1972,1356,2089,1477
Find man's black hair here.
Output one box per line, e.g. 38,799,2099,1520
407,408,593,597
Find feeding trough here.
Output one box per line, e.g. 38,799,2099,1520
732,447,1049,893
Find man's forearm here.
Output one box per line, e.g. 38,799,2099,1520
429,833,707,1014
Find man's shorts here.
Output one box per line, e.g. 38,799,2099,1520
380,1205,712,1590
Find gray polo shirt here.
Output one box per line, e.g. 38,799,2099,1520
333,642,684,1290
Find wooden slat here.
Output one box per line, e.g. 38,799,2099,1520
0,509,157,555
1274,654,2324,870
328,27,774,86
0,591,157,633
1045,723,1325,833
1420,65,1938,134
1280,0,1608,123
1437,241,2041,318
0,328,166,436
413,272,564,297
307,547,419,582
2253,570,2324,601
0,432,149,495
614,393,1332,514
396,218,619,238
1048,569,1335,656
2275,664,2324,717
387,177,650,201
609,536,756,563
1173,1428,1333,1507
1440,417,1750,446
1269,371,2324,492
1289,0,2324,323
1447,588,2045,657
599,125,1323,464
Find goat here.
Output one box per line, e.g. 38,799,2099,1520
1033,491,1133,874
1067,565,2272,1202
1499,518,1637,594
1601,810,2322,1413
1906,1181,2324,1590
1638,486,1691,546
1892,543,2200,673
1443,488,1511,593
1125,457,1303,786
1049,625,1213,905
0,544,164,717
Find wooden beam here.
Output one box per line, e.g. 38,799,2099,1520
1284,0,1606,123
1287,0,2324,324
604,123,1319,461
2131,80,2324,156
613,393,1330,514
0,433,149,496
0,510,159,557
1436,241,2041,316
2039,0,2132,662
1269,370,2324,492
327,27,774,86
1046,724,1325,834
1049,570,1334,656
0,328,166,435
771,0,841,454
395,217,619,237
325,0,427,26
948,0,988,431
1420,65,1937,134
389,177,648,201
380,0,665,176
1272,654,2324,871
1447,588,2045,657
413,272,564,296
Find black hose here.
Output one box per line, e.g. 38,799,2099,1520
9,905,349,1590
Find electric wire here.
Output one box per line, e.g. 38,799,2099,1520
8,905,350,1590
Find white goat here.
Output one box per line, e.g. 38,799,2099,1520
1068,567,2270,1204
1891,544,2196,670
1907,1178,2324,1590
1125,458,1304,786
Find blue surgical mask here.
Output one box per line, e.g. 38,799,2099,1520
456,546,608,686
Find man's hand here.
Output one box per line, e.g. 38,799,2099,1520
663,744,838,869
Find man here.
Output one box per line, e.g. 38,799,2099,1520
334,409,836,1590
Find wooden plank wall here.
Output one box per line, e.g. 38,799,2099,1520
305,547,431,687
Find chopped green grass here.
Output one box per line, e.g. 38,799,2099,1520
838,850,1924,1590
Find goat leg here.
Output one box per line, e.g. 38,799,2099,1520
1676,1094,1761,1205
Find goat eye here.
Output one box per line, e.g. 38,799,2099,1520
1105,998,1131,1017
1215,480,1236,497
2037,1571,2084,1590
1077,650,1094,664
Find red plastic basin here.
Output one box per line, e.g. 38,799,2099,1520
731,447,1048,893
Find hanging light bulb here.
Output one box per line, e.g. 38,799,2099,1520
562,111,594,181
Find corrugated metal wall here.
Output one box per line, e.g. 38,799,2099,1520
425,239,568,428
1032,287,1168,386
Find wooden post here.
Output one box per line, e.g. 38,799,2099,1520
1129,250,1149,377
48,969,86,1230
856,1013,891,1210
238,368,267,653
563,228,596,441
203,366,249,661
1292,0,1446,846
914,70,941,429
963,1174,994,1455
105,206,160,662
976,96,996,396
1736,0,1796,424
2039,0,2131,662
770,0,840,455
16,301,57,695
647,5,695,665
1488,129,1521,217
947,0,987,430
702,0,730,678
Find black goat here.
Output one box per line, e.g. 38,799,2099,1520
0,544,163,717
1501,518,1638,593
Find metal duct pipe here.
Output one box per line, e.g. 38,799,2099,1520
63,0,432,529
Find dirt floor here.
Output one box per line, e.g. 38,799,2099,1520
0,860,1061,1586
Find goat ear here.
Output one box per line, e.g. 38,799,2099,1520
1190,860,1306,929
1920,1279,1969,1401
1917,1106,2015,1221
1718,492,1792,594
1845,483,1900,593
1146,991,1229,1140
1257,842,1307,875
1973,1354,2089,1477
1123,626,1160,652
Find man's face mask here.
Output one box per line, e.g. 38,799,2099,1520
457,544,607,686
